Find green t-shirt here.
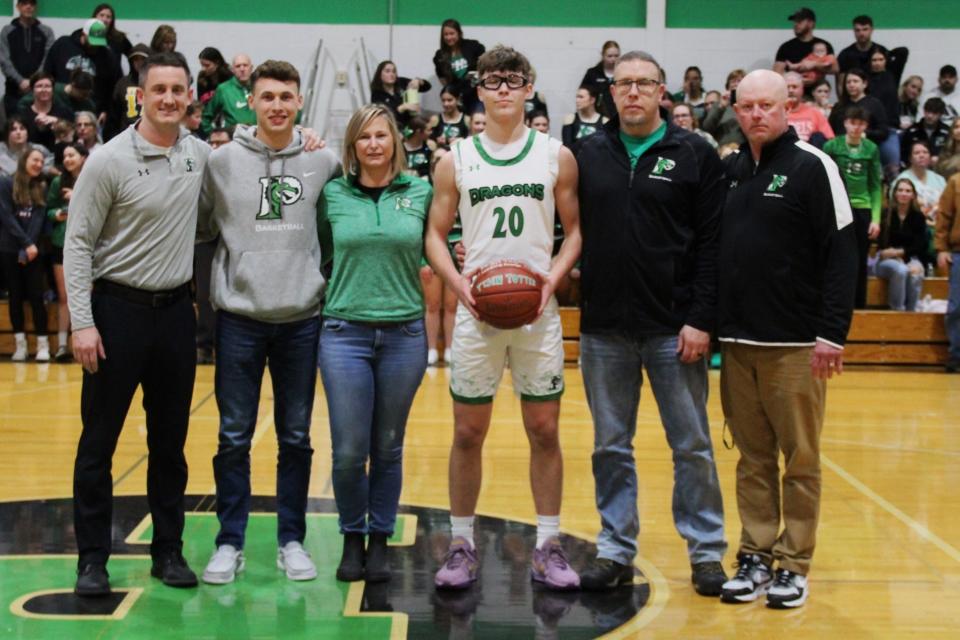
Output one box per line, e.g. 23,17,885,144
823,135,882,222
46,175,69,248
450,54,468,79
317,174,433,322
619,121,668,169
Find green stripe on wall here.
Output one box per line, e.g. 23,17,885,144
667,0,960,29
16,1,645,27
395,1,646,27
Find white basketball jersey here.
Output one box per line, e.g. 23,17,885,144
453,129,560,275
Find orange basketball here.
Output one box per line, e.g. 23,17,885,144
471,261,543,329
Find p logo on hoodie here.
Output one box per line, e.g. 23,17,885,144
257,176,304,220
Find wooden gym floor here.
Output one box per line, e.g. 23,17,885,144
0,361,959,637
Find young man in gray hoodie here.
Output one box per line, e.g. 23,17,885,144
197,60,340,584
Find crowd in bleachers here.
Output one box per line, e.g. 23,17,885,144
1,2,959,363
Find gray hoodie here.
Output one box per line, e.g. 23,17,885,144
199,125,340,323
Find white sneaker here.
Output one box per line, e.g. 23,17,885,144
35,336,50,362
766,569,809,609
443,348,452,363
720,553,773,604
277,541,317,581
12,333,27,362
427,349,439,366
202,545,244,584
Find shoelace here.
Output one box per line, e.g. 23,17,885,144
732,556,759,580
773,570,796,587
545,546,570,569
445,546,470,569
697,563,726,576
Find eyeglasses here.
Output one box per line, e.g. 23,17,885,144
477,74,528,90
612,78,661,94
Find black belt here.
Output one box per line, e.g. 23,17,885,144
94,279,190,308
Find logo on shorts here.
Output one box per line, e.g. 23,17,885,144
652,157,676,175
766,174,788,192
549,375,562,391
257,176,303,220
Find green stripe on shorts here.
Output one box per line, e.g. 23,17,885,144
450,389,494,404
520,389,564,402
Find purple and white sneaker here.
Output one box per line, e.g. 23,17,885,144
435,537,479,590
530,538,580,590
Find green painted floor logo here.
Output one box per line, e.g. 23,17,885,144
0,497,653,639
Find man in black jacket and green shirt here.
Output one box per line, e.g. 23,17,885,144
718,69,857,610
575,50,728,597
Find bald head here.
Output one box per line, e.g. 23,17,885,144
232,54,253,83
738,70,788,102
735,70,790,156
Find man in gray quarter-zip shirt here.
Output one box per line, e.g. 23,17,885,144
64,52,209,597
195,60,339,585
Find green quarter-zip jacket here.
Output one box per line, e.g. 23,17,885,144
317,173,432,322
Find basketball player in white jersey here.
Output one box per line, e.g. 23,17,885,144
425,45,582,590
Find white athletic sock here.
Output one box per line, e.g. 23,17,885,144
450,515,475,548
58,331,68,346
536,515,560,549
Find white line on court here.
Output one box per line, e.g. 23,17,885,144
822,453,960,565
823,437,960,457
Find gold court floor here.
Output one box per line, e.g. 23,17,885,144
1,361,959,637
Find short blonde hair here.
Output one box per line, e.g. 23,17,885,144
342,104,406,179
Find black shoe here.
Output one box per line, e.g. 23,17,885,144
336,532,365,582
197,348,215,365
691,561,727,596
151,552,198,588
946,363,960,373
579,557,633,591
75,563,110,597
365,532,391,583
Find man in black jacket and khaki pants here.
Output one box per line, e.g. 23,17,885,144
717,69,857,610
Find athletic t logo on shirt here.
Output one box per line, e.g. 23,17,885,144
257,176,303,220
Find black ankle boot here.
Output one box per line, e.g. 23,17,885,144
336,533,365,582
364,533,391,583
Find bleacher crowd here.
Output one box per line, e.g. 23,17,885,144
1,3,958,366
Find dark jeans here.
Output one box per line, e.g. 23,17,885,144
318,317,427,535
1,252,47,334
852,208,871,309
213,311,319,549
73,286,196,567
194,240,217,352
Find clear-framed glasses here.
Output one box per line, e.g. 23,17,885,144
612,78,661,94
477,74,529,90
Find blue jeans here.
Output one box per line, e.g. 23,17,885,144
580,332,727,564
213,311,319,548
876,258,923,310
948,253,960,366
318,317,427,535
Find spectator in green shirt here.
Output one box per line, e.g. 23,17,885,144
823,105,883,308
46,141,88,360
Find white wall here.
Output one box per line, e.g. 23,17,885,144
40,18,958,138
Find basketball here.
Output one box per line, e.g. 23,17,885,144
471,261,543,329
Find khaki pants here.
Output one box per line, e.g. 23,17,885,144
720,343,825,575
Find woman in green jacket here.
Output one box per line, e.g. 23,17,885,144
46,142,88,360
317,104,432,584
